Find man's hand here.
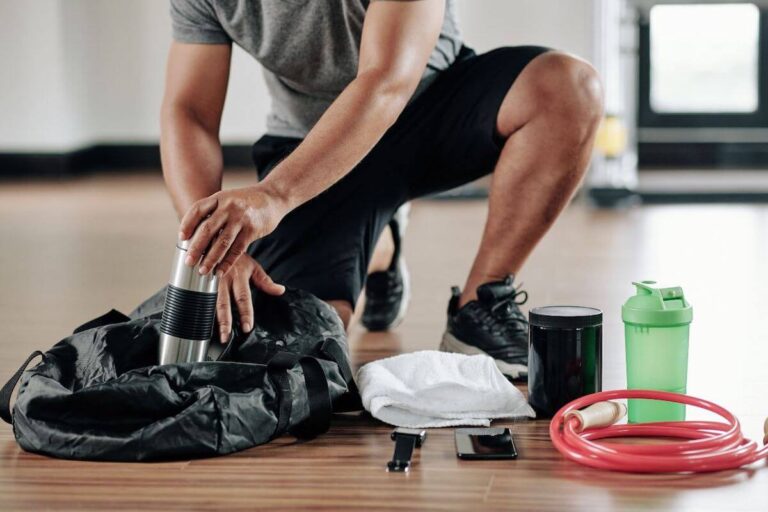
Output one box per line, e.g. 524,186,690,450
216,253,285,341
179,183,290,276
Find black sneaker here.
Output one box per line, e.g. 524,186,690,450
361,210,411,331
439,275,529,380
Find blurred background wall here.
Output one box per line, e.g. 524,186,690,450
0,0,595,153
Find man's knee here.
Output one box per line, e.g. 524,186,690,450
504,52,603,140
327,299,353,330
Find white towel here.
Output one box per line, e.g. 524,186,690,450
356,350,535,428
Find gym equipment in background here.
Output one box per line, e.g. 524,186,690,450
159,239,219,364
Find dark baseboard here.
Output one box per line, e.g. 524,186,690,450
0,144,254,179
639,191,768,204
588,186,768,207
587,187,640,208
639,142,768,169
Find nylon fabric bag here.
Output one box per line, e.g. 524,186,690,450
0,287,360,461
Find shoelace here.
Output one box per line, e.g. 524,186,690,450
485,286,529,338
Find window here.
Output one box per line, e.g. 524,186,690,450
649,3,760,114
637,3,768,167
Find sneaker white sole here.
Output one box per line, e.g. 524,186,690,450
390,204,411,329
393,203,411,234
439,331,528,380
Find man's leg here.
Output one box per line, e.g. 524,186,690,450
250,135,399,332
359,201,411,331
249,133,404,335
328,300,354,329
460,52,603,305
367,226,394,273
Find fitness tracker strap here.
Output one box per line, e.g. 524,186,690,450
387,427,427,472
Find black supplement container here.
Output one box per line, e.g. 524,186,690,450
527,306,603,418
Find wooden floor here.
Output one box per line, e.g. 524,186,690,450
1,171,767,511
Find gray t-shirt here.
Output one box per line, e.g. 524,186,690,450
170,0,462,138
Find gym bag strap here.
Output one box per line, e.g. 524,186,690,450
0,351,44,424
290,356,332,439
319,338,362,412
267,351,300,438
2,310,129,424
266,351,332,439
319,338,353,384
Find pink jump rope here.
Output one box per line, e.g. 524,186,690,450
550,390,768,473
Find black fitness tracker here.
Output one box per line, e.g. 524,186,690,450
387,427,428,472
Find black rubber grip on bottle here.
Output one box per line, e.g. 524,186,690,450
160,285,217,340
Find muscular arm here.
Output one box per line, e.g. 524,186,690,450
160,42,231,218
181,0,446,274
261,0,444,212
160,41,285,339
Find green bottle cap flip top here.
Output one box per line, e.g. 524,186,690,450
622,281,693,423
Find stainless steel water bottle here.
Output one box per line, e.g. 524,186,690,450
158,239,218,365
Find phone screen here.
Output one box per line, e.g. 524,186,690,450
455,427,518,460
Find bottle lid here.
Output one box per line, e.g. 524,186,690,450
529,306,603,329
622,281,692,327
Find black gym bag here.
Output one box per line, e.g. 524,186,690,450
0,287,360,461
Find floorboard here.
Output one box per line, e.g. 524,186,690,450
1,171,767,511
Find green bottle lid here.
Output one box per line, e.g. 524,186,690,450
622,281,693,327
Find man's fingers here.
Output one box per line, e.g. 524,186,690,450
231,269,254,333
179,196,218,241
185,213,227,269
216,277,233,343
200,224,243,275
251,263,286,296
216,233,250,276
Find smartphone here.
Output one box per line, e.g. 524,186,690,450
455,427,518,460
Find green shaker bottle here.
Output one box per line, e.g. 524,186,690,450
622,281,693,423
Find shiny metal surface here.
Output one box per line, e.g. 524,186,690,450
169,242,218,294
158,241,218,364
158,334,210,365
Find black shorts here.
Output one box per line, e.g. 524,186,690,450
248,46,550,306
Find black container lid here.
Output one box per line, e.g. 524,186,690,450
529,306,602,329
